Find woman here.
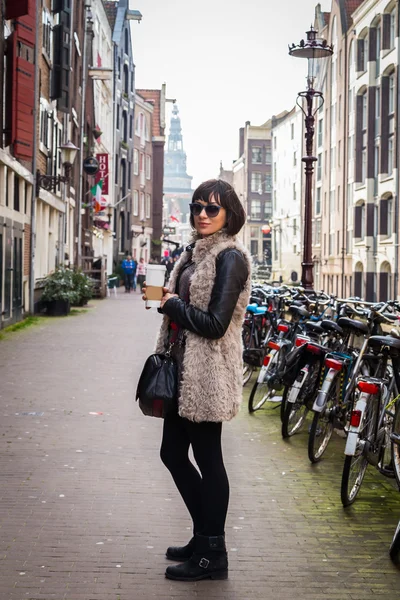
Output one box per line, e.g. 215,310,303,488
142,179,251,581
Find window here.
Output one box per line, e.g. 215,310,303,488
133,190,139,216
388,137,394,175
265,149,272,163
318,119,323,147
116,105,120,130
140,192,145,220
293,183,296,201
133,150,139,175
146,155,151,179
39,104,49,148
250,200,261,219
128,162,131,189
265,174,272,192
123,64,129,95
115,154,118,184
390,9,396,49
251,172,262,193
291,123,294,140
273,163,277,182
129,115,133,139
252,147,262,164
375,87,381,135
357,35,368,72
145,194,151,219
315,220,321,245
293,151,297,167
354,202,366,239
124,28,129,54
380,196,393,236
117,57,121,79
317,153,322,181
389,73,395,113
376,24,381,77
122,111,128,142
42,9,52,58
273,137,276,150
14,176,20,212
316,187,321,215
293,218,297,235
388,73,395,175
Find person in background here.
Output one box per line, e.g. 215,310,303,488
121,255,137,293
136,257,146,292
166,257,174,281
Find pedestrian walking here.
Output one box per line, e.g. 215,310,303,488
136,257,146,292
165,257,174,281
121,255,137,292
142,179,251,581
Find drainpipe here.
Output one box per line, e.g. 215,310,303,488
394,1,400,299
29,0,41,314
342,29,348,297
77,0,91,268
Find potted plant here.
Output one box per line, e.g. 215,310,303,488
71,270,94,306
42,267,75,316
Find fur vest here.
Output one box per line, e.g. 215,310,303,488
155,231,251,423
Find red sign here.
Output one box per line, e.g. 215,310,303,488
96,154,109,195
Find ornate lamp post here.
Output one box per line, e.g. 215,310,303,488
289,26,333,290
36,141,79,191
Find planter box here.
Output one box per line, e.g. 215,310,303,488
46,300,71,316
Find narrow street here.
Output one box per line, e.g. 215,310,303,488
0,293,399,600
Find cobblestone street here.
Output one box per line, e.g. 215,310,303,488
0,292,399,600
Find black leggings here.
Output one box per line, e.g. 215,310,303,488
160,412,229,536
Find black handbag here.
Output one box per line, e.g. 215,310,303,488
136,330,183,418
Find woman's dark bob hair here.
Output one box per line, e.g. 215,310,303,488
190,179,246,236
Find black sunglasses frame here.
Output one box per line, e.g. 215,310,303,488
189,202,222,218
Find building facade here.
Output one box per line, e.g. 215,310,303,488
0,1,35,326
271,106,303,284
163,104,193,248
312,0,399,301
136,87,167,261
104,0,138,271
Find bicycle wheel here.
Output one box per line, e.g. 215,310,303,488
308,378,339,464
391,401,400,489
248,348,282,413
340,403,375,507
248,381,275,412
390,520,400,566
242,324,255,386
282,363,318,438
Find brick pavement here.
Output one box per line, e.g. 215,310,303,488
0,291,399,600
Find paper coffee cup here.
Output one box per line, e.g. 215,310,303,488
145,264,166,308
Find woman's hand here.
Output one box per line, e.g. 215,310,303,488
160,288,178,309
142,284,178,310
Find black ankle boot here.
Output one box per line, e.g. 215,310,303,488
165,536,195,561
165,534,228,581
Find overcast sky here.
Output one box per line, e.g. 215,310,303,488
132,0,330,188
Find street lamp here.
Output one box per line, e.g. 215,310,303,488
36,141,79,192
289,26,333,290
132,219,146,238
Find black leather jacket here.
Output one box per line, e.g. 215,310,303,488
162,248,248,340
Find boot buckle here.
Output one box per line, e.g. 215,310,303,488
199,558,209,569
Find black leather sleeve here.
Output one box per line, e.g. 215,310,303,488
162,249,248,339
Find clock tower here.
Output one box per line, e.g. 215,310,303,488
163,104,193,221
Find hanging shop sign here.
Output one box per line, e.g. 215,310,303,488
95,153,109,195
83,156,99,176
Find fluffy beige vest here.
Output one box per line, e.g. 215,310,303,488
155,231,251,422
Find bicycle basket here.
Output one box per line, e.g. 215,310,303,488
243,348,264,367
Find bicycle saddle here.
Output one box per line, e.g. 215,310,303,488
246,304,267,315
321,320,343,335
368,335,400,351
289,305,310,318
337,317,369,335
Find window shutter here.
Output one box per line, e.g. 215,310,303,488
357,39,364,72
51,25,63,100
369,28,377,61
354,271,363,298
380,199,388,235
367,88,375,179
354,205,362,237
5,0,29,19
355,95,364,182
379,272,389,302
51,6,71,112
380,77,389,173
4,32,16,148
382,14,391,50
366,272,375,302
366,203,375,237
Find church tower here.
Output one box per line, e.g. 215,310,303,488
163,104,193,220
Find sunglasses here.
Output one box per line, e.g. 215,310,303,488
189,202,222,218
